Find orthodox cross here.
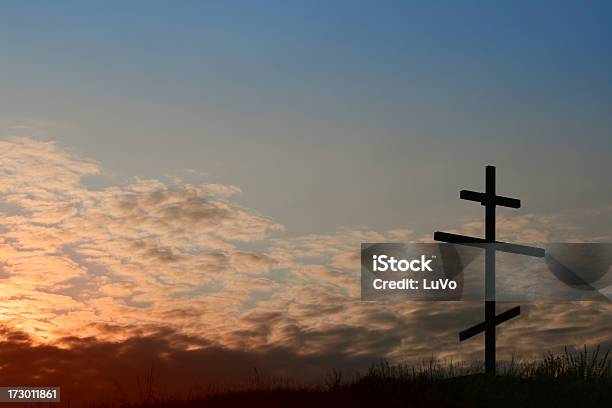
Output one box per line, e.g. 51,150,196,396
434,165,544,375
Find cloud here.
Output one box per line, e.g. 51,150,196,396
0,325,381,406
0,136,610,404
0,137,284,344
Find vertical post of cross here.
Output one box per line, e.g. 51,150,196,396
485,165,496,375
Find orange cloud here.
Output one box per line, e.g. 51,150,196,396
0,136,609,399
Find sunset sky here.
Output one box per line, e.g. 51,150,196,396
0,1,611,404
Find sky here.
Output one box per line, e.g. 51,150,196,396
0,1,611,404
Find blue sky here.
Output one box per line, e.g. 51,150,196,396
1,1,611,235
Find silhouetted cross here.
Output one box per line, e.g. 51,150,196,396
434,165,544,375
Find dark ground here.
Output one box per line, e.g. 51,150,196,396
83,374,610,408
75,346,610,407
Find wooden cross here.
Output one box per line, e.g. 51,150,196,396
434,165,544,375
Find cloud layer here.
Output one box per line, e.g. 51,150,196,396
0,137,610,403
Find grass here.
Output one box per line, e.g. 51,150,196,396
90,345,611,408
